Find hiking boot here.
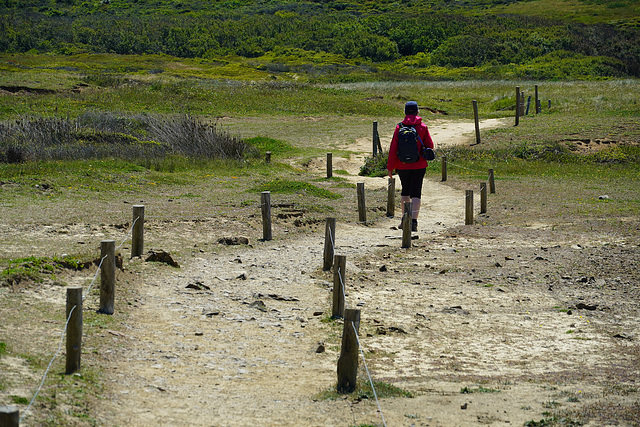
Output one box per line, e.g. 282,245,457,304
411,219,418,232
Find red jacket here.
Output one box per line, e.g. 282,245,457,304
387,115,434,172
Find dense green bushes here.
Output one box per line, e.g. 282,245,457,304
0,0,638,79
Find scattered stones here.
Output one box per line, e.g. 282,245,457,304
186,281,210,291
249,300,268,312
146,250,180,268
575,302,598,311
217,237,249,246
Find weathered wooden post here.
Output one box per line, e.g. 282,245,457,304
332,255,347,318
65,287,83,374
465,190,474,225
515,86,520,126
0,406,19,427
535,85,540,114
473,100,481,145
261,191,272,241
441,155,448,182
131,205,144,258
326,153,333,179
386,177,395,218
402,201,412,249
356,182,366,224
323,218,336,271
526,95,532,115
548,99,552,109
373,121,379,157
488,168,496,194
480,182,487,214
337,308,361,393
99,240,115,315
265,151,272,163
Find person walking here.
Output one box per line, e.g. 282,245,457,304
387,101,435,232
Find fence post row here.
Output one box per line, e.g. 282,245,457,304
515,86,520,126
401,201,412,249
473,100,481,145
65,287,83,375
356,182,366,224
441,156,448,182
488,168,496,194
0,406,19,427
386,177,395,218
99,240,116,315
465,190,474,225
332,255,347,318
480,182,487,214
131,205,144,258
323,218,336,271
261,191,272,241
337,308,361,393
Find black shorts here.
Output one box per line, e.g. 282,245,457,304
397,168,426,199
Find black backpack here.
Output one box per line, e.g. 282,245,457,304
397,123,421,163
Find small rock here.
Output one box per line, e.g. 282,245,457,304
379,265,387,272
146,250,180,268
249,301,267,312
576,302,598,311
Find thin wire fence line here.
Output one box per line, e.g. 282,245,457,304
18,217,139,424
19,305,76,424
353,321,387,427
336,266,386,425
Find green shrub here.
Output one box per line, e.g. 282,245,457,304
359,153,388,177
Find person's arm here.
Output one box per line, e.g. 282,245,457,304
387,126,400,175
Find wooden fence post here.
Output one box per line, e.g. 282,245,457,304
99,240,115,315
372,121,379,156
0,406,19,427
515,86,520,126
356,182,366,224
65,287,83,374
473,100,481,145
480,182,487,214
386,177,395,218
131,205,144,258
323,218,336,271
265,151,271,163
332,255,347,318
441,156,448,182
337,308,361,393
261,191,272,241
488,168,496,194
465,190,474,225
402,201,412,249
326,153,333,179
535,85,540,114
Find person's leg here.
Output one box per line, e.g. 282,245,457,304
397,170,412,228
409,168,426,231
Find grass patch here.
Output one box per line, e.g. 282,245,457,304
316,379,414,401
249,178,341,199
1,255,93,288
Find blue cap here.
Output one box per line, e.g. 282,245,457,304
405,101,418,115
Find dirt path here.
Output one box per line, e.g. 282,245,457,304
92,117,639,426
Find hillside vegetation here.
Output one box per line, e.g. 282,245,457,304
1,0,639,81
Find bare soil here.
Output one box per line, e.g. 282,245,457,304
1,118,639,426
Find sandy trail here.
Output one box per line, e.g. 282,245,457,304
96,119,497,426
93,116,637,427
